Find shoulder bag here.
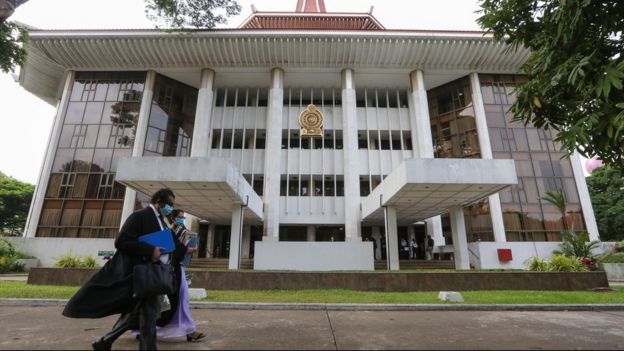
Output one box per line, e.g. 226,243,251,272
132,262,175,299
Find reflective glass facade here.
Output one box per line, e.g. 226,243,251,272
428,77,481,159
143,74,197,157
37,72,146,238
481,74,585,241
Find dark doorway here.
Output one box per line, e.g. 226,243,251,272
213,225,231,258
315,226,345,242
279,226,307,241
397,226,409,260
414,223,427,259
198,222,209,258
249,226,263,258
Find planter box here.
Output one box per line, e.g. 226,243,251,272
27,268,610,291
15,259,39,271
602,263,624,281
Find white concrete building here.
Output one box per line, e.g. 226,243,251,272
17,0,600,271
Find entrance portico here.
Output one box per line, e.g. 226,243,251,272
361,158,517,270
115,157,264,269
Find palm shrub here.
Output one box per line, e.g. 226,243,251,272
526,257,549,272
553,231,601,260
55,252,99,268
82,255,98,268
547,255,587,272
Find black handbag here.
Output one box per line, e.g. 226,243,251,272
132,262,175,299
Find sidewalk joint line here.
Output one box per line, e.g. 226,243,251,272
325,309,339,350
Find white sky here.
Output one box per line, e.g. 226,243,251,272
0,0,486,183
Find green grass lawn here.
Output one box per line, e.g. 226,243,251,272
1,281,624,304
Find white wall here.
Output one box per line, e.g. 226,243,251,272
468,241,616,270
279,197,345,224
7,237,115,268
254,241,374,271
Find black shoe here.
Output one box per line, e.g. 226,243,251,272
91,338,112,351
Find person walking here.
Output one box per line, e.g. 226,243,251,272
155,209,205,342
62,188,187,351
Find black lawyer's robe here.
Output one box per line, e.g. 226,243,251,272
62,206,187,319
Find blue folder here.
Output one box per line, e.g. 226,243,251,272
138,229,175,253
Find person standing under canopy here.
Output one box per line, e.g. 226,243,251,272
62,188,187,351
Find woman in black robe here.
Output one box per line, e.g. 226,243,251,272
63,188,186,351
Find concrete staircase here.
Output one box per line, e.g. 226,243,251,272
374,260,455,270
190,258,254,270
190,258,455,270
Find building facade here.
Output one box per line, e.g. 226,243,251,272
19,0,599,270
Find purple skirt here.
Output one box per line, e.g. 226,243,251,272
132,266,197,339
157,266,197,338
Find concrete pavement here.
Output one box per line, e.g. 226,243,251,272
1,306,623,350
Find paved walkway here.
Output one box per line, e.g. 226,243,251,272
1,306,623,350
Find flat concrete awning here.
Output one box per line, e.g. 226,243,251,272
116,157,264,224
361,158,517,225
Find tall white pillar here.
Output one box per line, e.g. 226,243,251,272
120,70,157,226
409,70,434,158
426,217,445,246
409,70,444,244
262,68,284,241
23,71,75,238
570,152,600,241
242,225,251,259
450,207,470,270
307,225,316,242
229,205,244,269
341,68,362,241
191,69,216,157
372,226,382,260
207,223,216,258
470,72,507,243
385,206,400,270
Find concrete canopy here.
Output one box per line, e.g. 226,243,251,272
116,157,264,224
361,158,518,226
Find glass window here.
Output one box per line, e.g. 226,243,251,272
143,75,197,157
38,72,146,238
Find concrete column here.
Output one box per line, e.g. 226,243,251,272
262,68,284,241
191,68,216,157
470,72,507,243
450,207,470,270
427,216,446,246
385,207,400,270
407,226,415,259
23,71,75,238
341,68,362,241
229,205,244,269
307,225,316,242
207,223,216,258
372,226,382,260
242,225,251,259
120,70,157,226
570,152,600,241
409,70,434,158
409,70,444,246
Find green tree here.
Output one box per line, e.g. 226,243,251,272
541,189,568,231
586,166,624,241
478,0,624,167
0,0,241,73
0,172,34,236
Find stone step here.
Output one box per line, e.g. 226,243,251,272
374,260,455,270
